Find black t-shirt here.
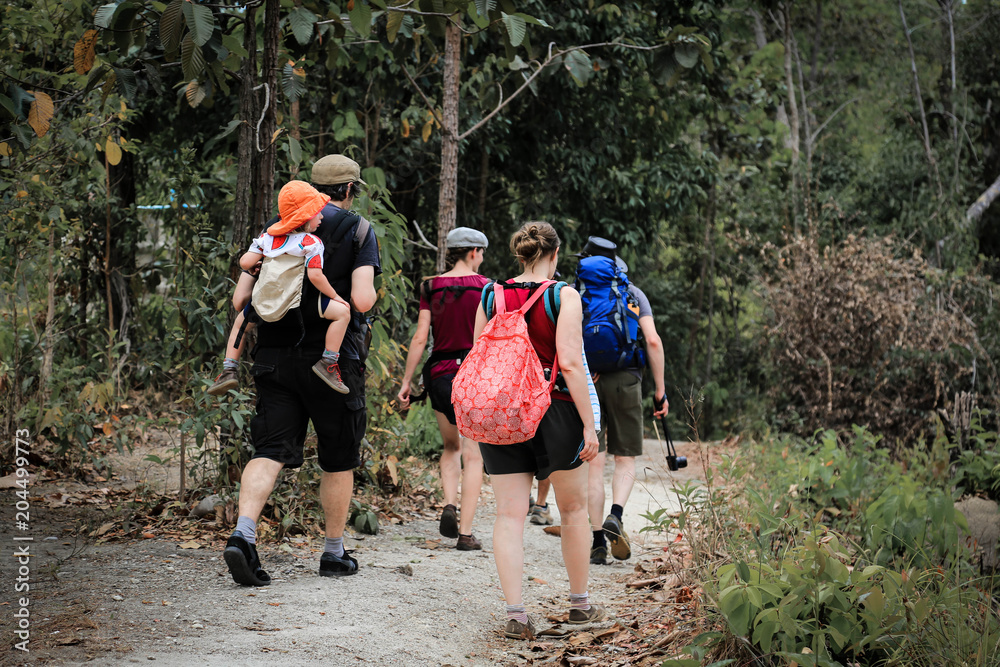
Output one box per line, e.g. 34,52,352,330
255,202,382,356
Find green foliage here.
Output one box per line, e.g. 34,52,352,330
668,431,1000,666
349,498,379,535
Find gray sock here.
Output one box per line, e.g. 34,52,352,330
235,516,257,544
506,604,528,623
570,592,590,611
324,536,345,557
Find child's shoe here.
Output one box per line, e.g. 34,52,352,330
207,368,239,396
312,360,349,394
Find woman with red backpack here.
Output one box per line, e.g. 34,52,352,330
466,221,603,639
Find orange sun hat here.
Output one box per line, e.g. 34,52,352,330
268,181,331,236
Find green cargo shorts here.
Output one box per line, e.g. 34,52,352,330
595,370,644,457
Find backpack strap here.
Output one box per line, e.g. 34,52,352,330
543,281,566,322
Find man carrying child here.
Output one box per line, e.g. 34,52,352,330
223,154,382,586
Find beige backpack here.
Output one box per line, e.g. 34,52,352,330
251,254,305,322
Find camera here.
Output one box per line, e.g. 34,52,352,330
666,455,687,471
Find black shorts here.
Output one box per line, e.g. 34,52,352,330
428,372,457,425
479,399,584,481
249,346,367,473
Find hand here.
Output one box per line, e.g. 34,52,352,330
578,426,599,462
653,394,669,418
397,383,411,409
248,259,263,277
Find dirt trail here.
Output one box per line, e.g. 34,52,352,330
1,437,710,667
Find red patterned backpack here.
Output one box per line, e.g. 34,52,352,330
452,281,558,445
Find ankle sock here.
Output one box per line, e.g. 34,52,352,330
322,349,340,364
611,504,624,521
570,592,591,611
535,502,547,510
223,357,239,371
592,530,606,549
323,536,345,557
506,604,528,623
235,516,257,544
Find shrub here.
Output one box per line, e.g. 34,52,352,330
760,234,997,444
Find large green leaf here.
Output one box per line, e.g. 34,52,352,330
474,0,497,16
501,12,526,47
281,62,306,101
386,7,404,43
94,3,117,29
349,1,372,39
289,7,317,46
181,33,207,80
181,1,215,47
112,66,138,102
563,49,592,87
159,0,184,55
674,42,700,69
287,136,302,167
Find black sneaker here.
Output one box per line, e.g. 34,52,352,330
589,545,608,565
223,532,271,587
439,504,459,539
319,550,358,577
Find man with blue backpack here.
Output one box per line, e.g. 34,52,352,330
575,237,668,564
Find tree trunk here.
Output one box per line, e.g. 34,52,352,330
703,181,717,386
686,198,715,380
750,10,792,144
436,19,462,272
967,173,1000,221
899,0,942,196
41,224,56,394
233,3,259,260
256,0,280,226
782,5,801,231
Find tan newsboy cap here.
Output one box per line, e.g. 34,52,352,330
312,154,367,186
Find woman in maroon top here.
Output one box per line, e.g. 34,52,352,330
398,227,490,551
473,221,602,639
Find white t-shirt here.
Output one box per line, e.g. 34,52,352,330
248,231,325,270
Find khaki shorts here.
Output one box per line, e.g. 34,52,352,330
595,370,643,457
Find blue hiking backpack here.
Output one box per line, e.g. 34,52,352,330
575,255,645,373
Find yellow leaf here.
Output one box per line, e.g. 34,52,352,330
421,120,433,143
0,142,10,157
27,91,54,138
31,174,40,183
74,29,97,75
105,137,122,166
185,80,206,108
16,190,28,199
177,540,202,549
401,117,410,138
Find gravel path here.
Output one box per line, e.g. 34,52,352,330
1,438,702,666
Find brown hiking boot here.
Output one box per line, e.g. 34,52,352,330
439,504,459,538
207,369,239,396
503,616,536,639
456,534,482,551
568,603,606,625
312,359,349,394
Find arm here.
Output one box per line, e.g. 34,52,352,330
350,265,377,313
397,309,432,406
307,267,339,301
472,302,488,340
554,286,599,462
239,250,263,272
639,315,668,417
